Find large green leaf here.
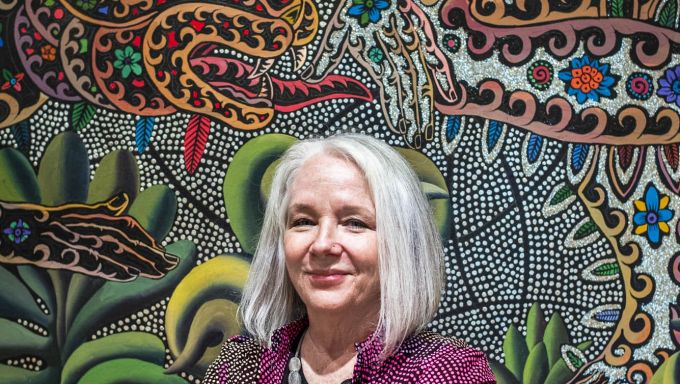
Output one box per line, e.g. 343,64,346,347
544,312,569,369
0,267,48,325
62,332,165,384
0,318,51,360
523,341,549,384
128,185,177,242
76,358,187,384
395,147,451,239
64,240,197,355
16,266,55,322
87,150,139,204
64,274,104,332
38,132,89,205
0,365,57,384
526,303,545,349
650,350,680,384
223,133,297,254
502,324,527,382
489,360,519,384
0,148,40,203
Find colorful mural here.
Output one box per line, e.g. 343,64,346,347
1,0,679,382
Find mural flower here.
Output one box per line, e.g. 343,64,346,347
633,184,674,247
1,70,24,92
75,0,97,11
113,46,142,79
657,64,680,107
40,45,57,62
347,0,390,27
625,72,653,100
3,219,31,244
367,47,384,63
558,54,616,104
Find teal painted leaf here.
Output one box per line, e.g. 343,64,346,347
446,115,461,141
657,0,678,28
38,132,89,205
10,121,31,156
574,220,598,240
87,150,140,204
487,120,503,151
135,116,155,154
17,266,54,318
0,148,41,203
62,332,165,384
64,240,197,356
70,102,97,132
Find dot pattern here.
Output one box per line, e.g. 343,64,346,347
203,319,495,383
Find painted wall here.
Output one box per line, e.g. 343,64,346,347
0,0,679,382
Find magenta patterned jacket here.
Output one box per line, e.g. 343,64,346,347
203,319,496,383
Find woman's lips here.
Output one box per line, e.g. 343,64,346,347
306,271,349,285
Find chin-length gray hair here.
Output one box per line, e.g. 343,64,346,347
238,133,444,357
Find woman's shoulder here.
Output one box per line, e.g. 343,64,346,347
203,335,264,383
403,331,496,383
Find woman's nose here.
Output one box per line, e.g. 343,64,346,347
310,224,341,256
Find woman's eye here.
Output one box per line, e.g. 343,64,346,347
291,218,313,227
346,219,367,229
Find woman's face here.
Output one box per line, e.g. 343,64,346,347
284,153,380,318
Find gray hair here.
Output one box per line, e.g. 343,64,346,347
238,133,444,357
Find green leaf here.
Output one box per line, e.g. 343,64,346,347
657,0,678,28
489,360,520,384
17,266,55,319
544,357,575,384
650,350,680,384
0,365,57,384
64,240,197,356
127,185,177,242
544,312,570,369
396,148,451,239
0,319,51,360
574,220,598,240
593,262,620,277
62,332,165,384
549,184,573,206
502,324,527,382
65,274,104,334
223,134,297,253
87,150,140,204
0,267,49,326
523,341,549,384
0,148,40,203
38,132,89,205
2,69,11,80
76,358,188,384
611,0,625,16
70,102,97,132
526,303,545,349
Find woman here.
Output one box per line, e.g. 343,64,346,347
204,134,495,383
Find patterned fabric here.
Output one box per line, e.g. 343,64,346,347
203,319,496,383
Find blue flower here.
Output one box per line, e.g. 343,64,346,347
657,64,680,108
348,0,390,27
3,219,31,244
633,184,674,247
558,54,616,104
